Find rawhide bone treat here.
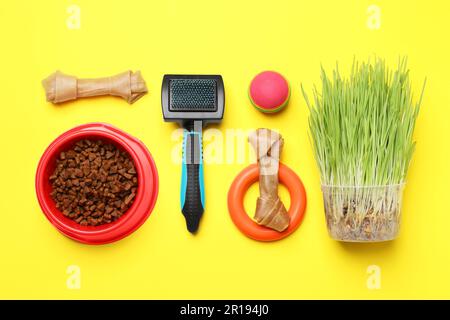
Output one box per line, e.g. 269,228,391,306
49,139,138,226
248,128,290,232
42,70,147,104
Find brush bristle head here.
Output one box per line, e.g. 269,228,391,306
169,79,217,112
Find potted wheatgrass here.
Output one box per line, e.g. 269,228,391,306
302,58,424,242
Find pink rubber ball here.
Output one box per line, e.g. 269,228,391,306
249,71,290,113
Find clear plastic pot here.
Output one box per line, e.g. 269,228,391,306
321,184,405,242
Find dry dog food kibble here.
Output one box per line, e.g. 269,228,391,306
49,139,138,226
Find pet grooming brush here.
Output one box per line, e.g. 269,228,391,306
162,75,225,233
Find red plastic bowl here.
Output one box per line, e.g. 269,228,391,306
35,123,158,245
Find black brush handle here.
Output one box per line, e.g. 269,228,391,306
181,122,205,233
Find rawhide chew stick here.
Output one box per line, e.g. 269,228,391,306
42,70,148,104
248,128,290,232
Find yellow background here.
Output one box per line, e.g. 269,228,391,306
0,0,449,299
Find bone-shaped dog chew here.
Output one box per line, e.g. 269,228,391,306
248,128,290,232
42,70,148,104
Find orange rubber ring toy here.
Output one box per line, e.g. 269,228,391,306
228,163,307,241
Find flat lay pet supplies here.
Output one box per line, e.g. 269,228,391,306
35,55,421,245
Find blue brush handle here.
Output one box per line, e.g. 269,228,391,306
180,127,205,233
